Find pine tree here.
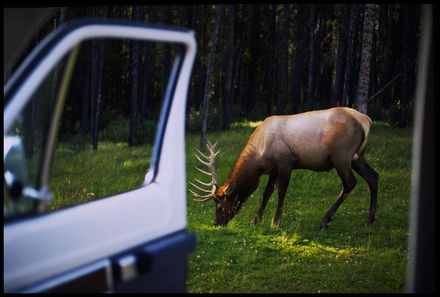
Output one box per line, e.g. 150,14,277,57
200,5,223,150
355,4,375,114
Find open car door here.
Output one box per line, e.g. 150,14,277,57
4,17,197,293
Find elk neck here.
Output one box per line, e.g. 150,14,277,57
224,145,262,202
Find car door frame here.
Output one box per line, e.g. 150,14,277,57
4,20,196,293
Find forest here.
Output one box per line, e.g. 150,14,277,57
8,4,421,149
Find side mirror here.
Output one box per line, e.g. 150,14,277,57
4,171,24,201
4,136,32,218
4,136,29,201
4,136,53,219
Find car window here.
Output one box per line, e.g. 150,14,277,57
4,57,68,219
4,38,180,218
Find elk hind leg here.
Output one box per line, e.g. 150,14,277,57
320,165,357,230
352,155,379,224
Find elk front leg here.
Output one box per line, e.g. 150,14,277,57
320,166,357,230
252,173,278,225
273,167,292,226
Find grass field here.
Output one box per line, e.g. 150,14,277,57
185,121,413,293
47,120,413,293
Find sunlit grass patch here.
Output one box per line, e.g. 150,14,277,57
231,120,263,128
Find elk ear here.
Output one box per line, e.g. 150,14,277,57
225,183,234,196
218,183,233,197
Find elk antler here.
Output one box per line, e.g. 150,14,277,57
190,141,220,202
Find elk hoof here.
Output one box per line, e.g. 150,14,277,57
320,217,332,230
319,223,329,230
272,219,280,227
251,217,259,225
368,215,378,225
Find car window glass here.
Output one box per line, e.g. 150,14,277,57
47,39,179,212
4,57,68,220
4,38,180,218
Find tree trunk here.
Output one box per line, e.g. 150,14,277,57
369,18,377,100
140,7,156,127
49,7,67,129
315,6,330,108
245,4,260,113
92,7,108,150
405,4,421,119
264,5,277,115
129,6,141,146
350,5,363,107
342,4,359,107
239,5,252,113
398,4,410,128
233,6,247,115
355,4,375,114
277,4,290,115
306,4,317,111
90,8,98,147
222,5,235,130
291,4,305,114
185,5,196,123
92,40,105,150
162,6,172,100
81,43,91,135
379,5,395,110
194,5,207,110
200,5,223,150
331,4,350,106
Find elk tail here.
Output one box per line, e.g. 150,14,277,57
353,115,372,161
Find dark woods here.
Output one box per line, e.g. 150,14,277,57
8,5,421,150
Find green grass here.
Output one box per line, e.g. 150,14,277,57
46,120,413,293
47,141,152,211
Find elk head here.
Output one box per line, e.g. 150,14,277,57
190,141,239,226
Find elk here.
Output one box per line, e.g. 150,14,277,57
190,107,379,229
